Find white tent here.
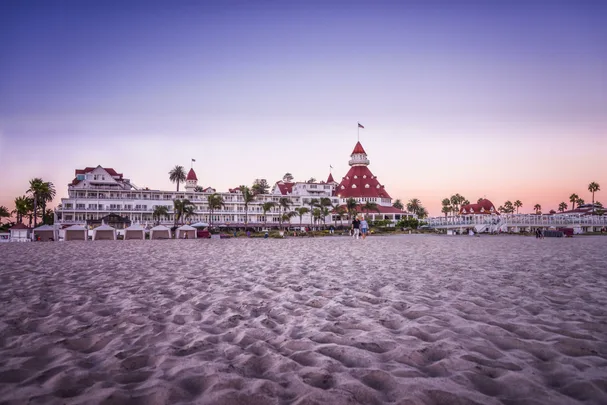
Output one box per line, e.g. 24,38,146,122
124,224,146,240
33,225,57,241
9,223,31,242
65,225,88,241
150,225,171,240
93,224,117,240
176,224,197,239
191,222,209,228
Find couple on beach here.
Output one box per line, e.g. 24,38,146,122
351,215,369,240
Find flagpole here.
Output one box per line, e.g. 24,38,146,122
357,123,359,142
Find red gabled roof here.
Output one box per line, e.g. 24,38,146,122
351,141,367,155
186,168,198,181
75,167,123,178
276,182,294,195
72,166,123,186
336,166,391,198
10,223,30,230
460,199,498,215
327,173,335,183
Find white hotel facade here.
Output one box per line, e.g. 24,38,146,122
57,142,409,228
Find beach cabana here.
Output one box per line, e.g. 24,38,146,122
93,224,117,240
191,222,209,228
65,225,88,241
124,224,146,240
176,224,197,239
33,225,57,241
150,225,171,240
10,223,31,242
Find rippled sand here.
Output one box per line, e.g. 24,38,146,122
1,235,606,405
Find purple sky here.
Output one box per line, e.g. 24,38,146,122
1,0,605,215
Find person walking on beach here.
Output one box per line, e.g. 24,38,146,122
351,216,361,240
360,216,369,240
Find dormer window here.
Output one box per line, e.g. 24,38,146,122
352,184,357,189
376,185,380,188
365,184,370,188
363,175,367,179
354,175,358,179
341,185,345,189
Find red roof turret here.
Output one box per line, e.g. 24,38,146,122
327,173,335,183
351,141,367,155
186,168,198,181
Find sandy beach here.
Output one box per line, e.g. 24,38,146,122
1,235,606,405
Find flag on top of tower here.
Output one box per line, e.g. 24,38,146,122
358,123,364,129
192,158,196,162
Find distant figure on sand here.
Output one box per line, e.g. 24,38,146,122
360,217,369,240
351,217,361,240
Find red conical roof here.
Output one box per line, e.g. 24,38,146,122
351,141,367,155
186,168,198,181
336,166,391,199
327,173,335,183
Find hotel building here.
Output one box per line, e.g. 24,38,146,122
57,142,410,228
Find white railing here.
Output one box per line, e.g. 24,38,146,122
426,214,607,228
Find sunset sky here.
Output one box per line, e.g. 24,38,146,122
1,0,605,216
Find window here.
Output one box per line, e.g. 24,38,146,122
76,174,85,181
365,184,370,188
352,184,357,188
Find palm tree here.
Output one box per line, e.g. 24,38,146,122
392,199,404,210
169,165,187,192
12,196,31,224
0,206,10,223
173,199,194,227
27,178,45,228
334,206,347,229
558,202,568,212
362,201,380,221
43,209,55,225
312,208,322,226
449,194,465,214
514,200,523,214
417,206,429,219
569,193,579,211
307,198,319,226
441,198,452,217
207,193,226,228
183,204,196,223
477,197,484,203
534,204,542,214
577,198,585,206
294,207,310,229
588,182,600,214
283,173,294,182
345,198,358,221
318,197,332,228
277,197,292,230
37,181,56,224
153,206,169,225
239,185,255,229
194,186,204,192
262,201,277,228
407,198,421,216
281,211,297,229
503,200,514,214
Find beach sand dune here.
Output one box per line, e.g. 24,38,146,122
1,235,606,404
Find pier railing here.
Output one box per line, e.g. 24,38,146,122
426,214,607,229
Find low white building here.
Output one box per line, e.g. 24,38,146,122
9,223,31,242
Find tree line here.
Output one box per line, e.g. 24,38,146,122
437,181,601,217
0,178,56,230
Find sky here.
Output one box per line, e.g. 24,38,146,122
1,0,606,216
